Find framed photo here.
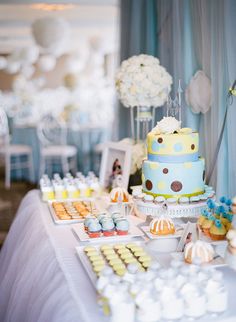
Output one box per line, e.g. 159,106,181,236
176,222,197,252
99,142,132,190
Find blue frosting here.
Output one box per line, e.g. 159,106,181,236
148,152,198,163
88,221,102,232
84,217,98,228
173,142,183,152
102,219,115,231
115,219,129,231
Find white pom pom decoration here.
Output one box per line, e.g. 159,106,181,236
0,56,7,70
37,55,56,72
185,70,212,114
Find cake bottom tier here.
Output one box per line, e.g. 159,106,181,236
142,158,205,197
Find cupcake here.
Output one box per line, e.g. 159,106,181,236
197,209,209,230
111,212,124,221
115,218,130,235
166,197,178,206
154,196,166,205
143,194,154,203
178,197,189,205
97,213,109,223
201,214,215,237
221,215,230,227
209,219,226,241
84,216,98,231
101,218,115,236
87,221,102,238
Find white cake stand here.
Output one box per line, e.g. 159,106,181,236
134,199,209,218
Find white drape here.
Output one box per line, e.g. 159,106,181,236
157,0,236,197
0,190,105,322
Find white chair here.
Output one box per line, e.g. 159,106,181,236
37,114,77,178
0,107,34,189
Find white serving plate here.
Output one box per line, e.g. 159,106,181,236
171,251,226,268
75,241,152,287
72,221,144,243
140,225,183,240
48,198,104,225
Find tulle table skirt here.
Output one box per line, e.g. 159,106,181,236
0,190,106,322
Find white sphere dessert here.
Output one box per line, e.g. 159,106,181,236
184,291,207,318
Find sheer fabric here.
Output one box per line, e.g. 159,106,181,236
157,0,236,196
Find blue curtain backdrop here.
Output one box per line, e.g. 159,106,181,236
119,0,236,197
118,0,158,139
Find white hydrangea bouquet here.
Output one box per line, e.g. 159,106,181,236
115,54,172,108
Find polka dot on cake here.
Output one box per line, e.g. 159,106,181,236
145,180,153,191
151,141,159,152
158,137,163,143
184,162,192,169
191,144,195,150
149,162,159,170
163,168,168,174
173,142,183,152
171,181,183,192
157,181,166,190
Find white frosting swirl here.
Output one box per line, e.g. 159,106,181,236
156,116,181,134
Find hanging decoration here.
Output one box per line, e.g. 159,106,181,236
37,55,56,72
31,17,70,57
185,70,212,114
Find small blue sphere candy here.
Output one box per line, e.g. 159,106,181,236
220,196,226,203
215,219,222,228
226,199,232,206
218,205,225,213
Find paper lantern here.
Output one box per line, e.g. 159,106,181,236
31,17,70,56
185,70,212,114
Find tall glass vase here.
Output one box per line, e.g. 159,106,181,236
130,106,156,141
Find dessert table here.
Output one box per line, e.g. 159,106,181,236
1,190,236,322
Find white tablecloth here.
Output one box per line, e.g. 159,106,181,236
1,190,236,322
0,190,107,322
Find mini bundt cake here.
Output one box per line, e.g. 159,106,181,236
110,187,129,203
150,215,175,236
184,240,214,264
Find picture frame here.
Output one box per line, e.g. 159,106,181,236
176,222,198,252
99,142,132,190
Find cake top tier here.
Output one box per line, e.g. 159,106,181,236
147,117,199,162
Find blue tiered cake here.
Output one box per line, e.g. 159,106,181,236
142,117,205,198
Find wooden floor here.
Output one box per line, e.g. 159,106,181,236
0,168,37,246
